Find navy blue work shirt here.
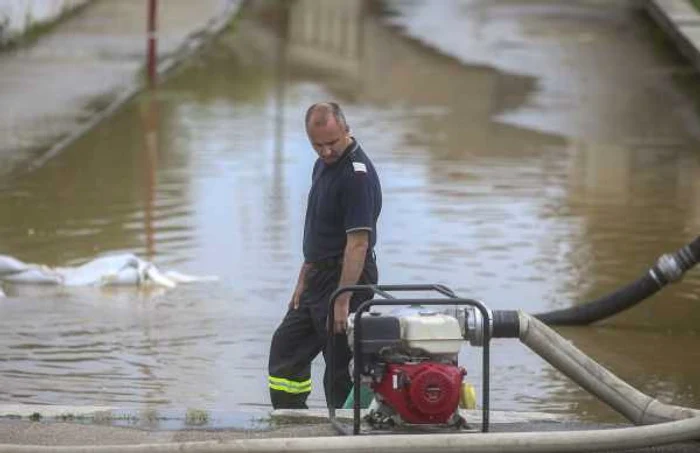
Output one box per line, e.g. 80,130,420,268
302,139,382,263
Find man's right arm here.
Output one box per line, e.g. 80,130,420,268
290,262,312,310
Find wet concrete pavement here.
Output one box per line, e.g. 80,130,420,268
2,417,700,451
0,0,240,178
0,419,335,445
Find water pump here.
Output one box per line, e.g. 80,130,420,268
347,307,468,427
327,285,492,435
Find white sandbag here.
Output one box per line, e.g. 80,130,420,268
57,254,141,286
99,266,142,286
2,266,64,284
143,265,176,288
0,255,30,276
0,253,216,289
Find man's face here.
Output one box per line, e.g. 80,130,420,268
307,116,350,165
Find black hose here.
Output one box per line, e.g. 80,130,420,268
533,236,700,326
690,235,700,259
534,273,661,326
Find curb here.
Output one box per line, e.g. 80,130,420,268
645,0,700,71
24,0,243,173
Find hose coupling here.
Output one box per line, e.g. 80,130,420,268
463,306,490,346
463,307,519,345
655,253,686,284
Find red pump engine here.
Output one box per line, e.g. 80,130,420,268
372,362,465,424
348,307,470,428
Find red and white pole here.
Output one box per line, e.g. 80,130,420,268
147,0,158,88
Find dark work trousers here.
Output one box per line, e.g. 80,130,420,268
268,257,378,409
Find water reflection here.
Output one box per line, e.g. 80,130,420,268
564,140,700,330
541,326,700,421
0,0,699,423
140,95,160,260
269,0,290,260
0,100,177,265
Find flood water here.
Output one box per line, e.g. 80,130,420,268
1,0,700,425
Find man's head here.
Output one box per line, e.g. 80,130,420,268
305,102,352,165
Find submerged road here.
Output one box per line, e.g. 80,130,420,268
0,0,699,427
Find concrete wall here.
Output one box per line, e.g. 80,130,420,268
0,0,90,45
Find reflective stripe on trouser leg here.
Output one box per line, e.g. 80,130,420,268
268,304,323,409
268,376,312,394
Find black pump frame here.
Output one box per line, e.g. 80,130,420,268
326,284,492,435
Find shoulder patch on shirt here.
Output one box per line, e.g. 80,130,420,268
352,162,367,173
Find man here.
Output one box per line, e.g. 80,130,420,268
268,102,382,409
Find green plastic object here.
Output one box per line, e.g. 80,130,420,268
342,383,374,409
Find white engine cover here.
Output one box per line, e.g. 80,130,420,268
398,309,463,355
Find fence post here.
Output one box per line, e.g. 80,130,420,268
147,0,158,88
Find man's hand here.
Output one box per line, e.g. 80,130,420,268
288,263,310,310
329,292,352,334
288,282,304,310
